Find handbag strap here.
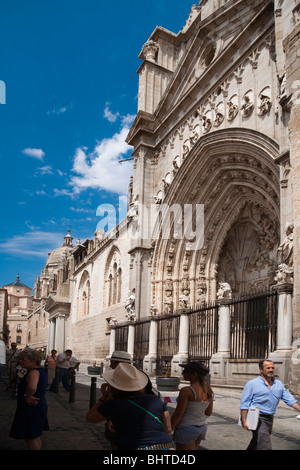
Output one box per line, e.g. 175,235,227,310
128,399,166,431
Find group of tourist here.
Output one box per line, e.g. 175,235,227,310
7,344,300,451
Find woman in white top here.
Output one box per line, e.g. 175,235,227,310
171,362,213,450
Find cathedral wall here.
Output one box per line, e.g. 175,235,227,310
67,232,133,363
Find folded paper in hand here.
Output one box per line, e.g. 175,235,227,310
238,407,260,430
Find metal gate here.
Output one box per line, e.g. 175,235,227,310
156,314,180,376
188,303,218,367
230,288,278,359
133,319,150,370
115,323,129,352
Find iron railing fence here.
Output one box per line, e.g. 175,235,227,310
112,288,278,370
133,319,150,370
230,288,278,360
187,302,219,367
115,322,129,352
156,314,181,376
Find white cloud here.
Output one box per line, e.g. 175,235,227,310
47,104,72,115
36,165,53,175
0,231,65,258
69,118,135,196
103,102,120,123
22,148,45,161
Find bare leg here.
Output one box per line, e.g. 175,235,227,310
25,437,42,450
175,442,197,450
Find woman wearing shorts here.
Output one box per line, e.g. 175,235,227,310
171,362,214,450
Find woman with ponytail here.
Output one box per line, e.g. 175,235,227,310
171,362,214,450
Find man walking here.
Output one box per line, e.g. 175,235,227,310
240,359,300,450
49,349,78,392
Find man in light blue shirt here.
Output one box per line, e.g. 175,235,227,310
240,359,300,450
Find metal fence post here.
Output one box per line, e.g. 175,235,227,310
89,376,97,408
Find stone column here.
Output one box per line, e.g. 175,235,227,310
127,323,135,358
171,311,190,376
48,319,56,352
54,315,66,353
269,283,293,384
143,317,158,376
109,327,116,356
210,299,231,384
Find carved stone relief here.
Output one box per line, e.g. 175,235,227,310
258,87,272,115
241,90,254,118
227,95,239,121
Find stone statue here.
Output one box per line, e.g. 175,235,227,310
258,93,272,115
125,291,136,321
149,304,158,317
108,317,118,327
278,223,293,267
164,300,173,315
227,100,238,121
241,95,254,117
217,282,232,299
127,196,138,220
274,264,293,285
179,294,190,309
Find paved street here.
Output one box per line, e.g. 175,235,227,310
1,371,299,452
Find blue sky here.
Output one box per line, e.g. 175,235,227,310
0,0,195,290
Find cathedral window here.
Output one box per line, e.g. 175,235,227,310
105,248,122,307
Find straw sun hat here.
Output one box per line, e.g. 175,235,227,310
103,362,148,392
110,350,132,363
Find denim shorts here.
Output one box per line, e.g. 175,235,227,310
173,424,207,445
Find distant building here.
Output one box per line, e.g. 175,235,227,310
28,230,75,353
3,275,33,349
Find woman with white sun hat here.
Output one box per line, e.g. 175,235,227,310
86,362,173,450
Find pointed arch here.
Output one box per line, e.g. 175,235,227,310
77,270,90,318
104,246,122,307
151,128,280,309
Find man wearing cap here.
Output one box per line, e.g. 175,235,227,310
109,350,131,369
101,351,132,448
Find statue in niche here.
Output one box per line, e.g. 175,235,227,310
179,294,190,309
182,144,189,159
258,93,272,115
278,73,291,110
154,191,163,205
202,115,212,133
278,223,294,267
190,129,200,145
214,110,224,126
127,196,138,220
196,287,206,307
164,300,173,316
149,304,158,317
125,291,136,321
172,156,180,174
227,100,238,120
241,94,254,117
217,282,232,300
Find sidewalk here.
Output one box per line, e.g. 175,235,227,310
1,372,299,451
